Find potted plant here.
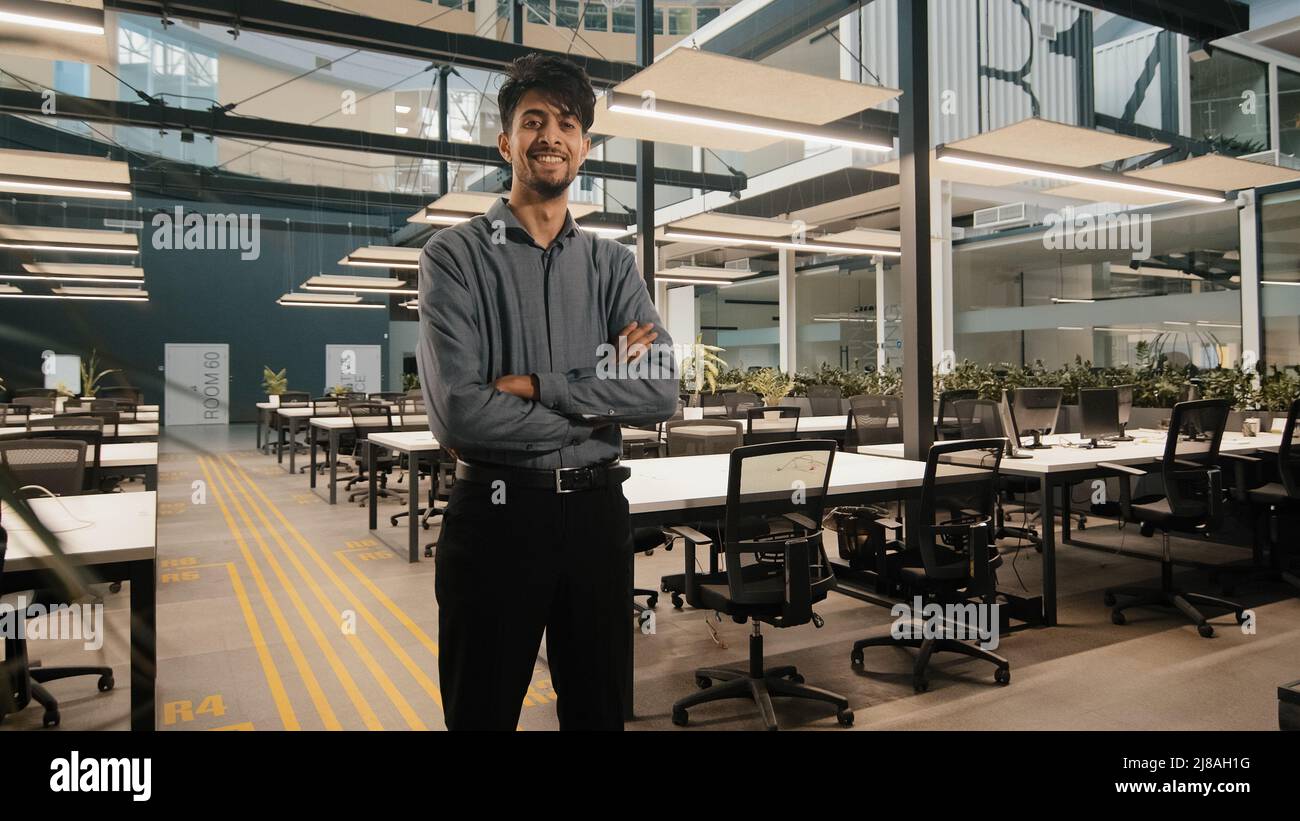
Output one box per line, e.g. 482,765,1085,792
79,349,121,398
401,372,421,392
679,334,728,419
262,366,288,406
747,368,795,418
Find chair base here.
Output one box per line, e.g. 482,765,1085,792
1,665,116,728
850,633,1010,693
1104,586,1246,638
671,627,852,731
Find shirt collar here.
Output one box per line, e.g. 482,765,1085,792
487,196,579,250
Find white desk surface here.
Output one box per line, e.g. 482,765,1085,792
366,430,441,453
276,406,343,419
1,422,158,439
310,415,428,430
57,410,160,422
2,491,157,573
99,442,158,468
625,451,981,516
620,428,659,442
859,429,1284,475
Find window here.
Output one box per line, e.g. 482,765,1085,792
583,1,607,31
1280,67,1300,160
1189,48,1270,155
667,8,692,35
696,7,721,28
526,0,550,24
612,6,635,33
1261,187,1300,369
654,8,663,35
115,22,219,163
556,0,579,29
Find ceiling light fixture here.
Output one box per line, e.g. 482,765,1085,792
605,91,893,152
302,274,416,295
338,246,420,270
0,225,138,255
1261,280,1300,287
661,227,900,257
935,146,1227,204
1050,297,1096,304
278,292,386,309
0,0,105,35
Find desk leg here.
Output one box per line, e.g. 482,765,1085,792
130,558,156,731
309,431,318,488
256,410,263,451
1061,482,1072,542
277,420,285,464
328,431,339,505
624,546,635,722
367,442,378,530
1041,479,1057,627
288,418,299,473
144,465,157,492
408,453,420,563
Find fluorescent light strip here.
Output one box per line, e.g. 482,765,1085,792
304,284,418,295
661,229,900,257
1196,322,1241,329
1261,280,1300,286
341,258,419,270
0,176,130,199
1,274,141,285
656,276,742,286
423,211,474,224
278,298,385,309
1057,326,1085,330
606,92,892,152
0,0,105,34
395,105,412,114
1051,297,1096,304
580,225,634,238
0,292,146,302
0,242,136,255
935,146,1227,204
1163,321,1191,326
1095,326,1157,333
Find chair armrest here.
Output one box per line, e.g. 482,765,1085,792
666,525,713,545
874,517,903,531
1219,452,1263,464
1097,461,1147,477
783,512,817,531
1219,452,1266,501
783,537,812,625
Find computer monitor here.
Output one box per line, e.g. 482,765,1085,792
1112,384,1135,441
1011,387,1063,448
997,392,1031,458
1079,388,1120,449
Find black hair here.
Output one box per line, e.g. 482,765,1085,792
497,53,596,134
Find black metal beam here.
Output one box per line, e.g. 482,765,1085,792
0,88,740,191
898,0,933,463
104,0,638,87
700,0,860,61
1069,0,1248,42
635,0,656,293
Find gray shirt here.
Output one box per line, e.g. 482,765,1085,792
417,196,678,470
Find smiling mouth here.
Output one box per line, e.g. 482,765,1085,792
530,153,567,166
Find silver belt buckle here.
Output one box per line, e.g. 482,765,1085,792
554,466,591,493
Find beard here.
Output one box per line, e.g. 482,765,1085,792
516,156,576,201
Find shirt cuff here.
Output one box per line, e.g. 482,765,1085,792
534,371,571,414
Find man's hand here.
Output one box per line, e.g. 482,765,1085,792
494,374,539,400
615,321,658,364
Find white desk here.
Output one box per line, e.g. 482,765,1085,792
58,409,160,422
98,442,159,490
307,415,429,499
0,422,159,442
858,429,1287,625
365,431,441,562
1,491,157,730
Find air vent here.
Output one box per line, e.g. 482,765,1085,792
972,202,1027,229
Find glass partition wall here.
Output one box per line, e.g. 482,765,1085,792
1261,186,1300,370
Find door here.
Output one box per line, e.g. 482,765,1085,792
164,343,230,426
325,344,382,395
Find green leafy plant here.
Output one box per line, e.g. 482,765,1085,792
262,366,288,395
679,334,729,396
746,367,795,406
329,384,350,397
79,349,121,397
401,372,421,392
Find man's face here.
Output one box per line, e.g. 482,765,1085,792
498,88,590,200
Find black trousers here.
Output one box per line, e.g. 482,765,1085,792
434,476,631,730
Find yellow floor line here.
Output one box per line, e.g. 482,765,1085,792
334,551,439,660
197,456,337,730
206,456,384,730
226,456,445,713
217,456,427,730
221,561,299,731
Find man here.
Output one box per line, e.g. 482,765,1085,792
417,53,678,730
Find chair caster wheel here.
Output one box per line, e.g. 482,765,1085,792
109,582,123,594
424,545,435,558
787,672,805,684
1103,591,1116,607
646,593,658,609
1111,610,1126,625
671,707,689,727
1235,610,1248,625
389,517,400,527
994,667,1010,686
850,650,864,668
671,593,684,610
43,709,60,728
1198,624,1215,638
912,676,929,694
97,675,114,692
836,709,854,727
660,583,671,594
695,675,711,689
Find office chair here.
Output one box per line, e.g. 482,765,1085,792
743,405,801,446
12,388,56,399
956,399,1041,549
340,403,399,504
669,439,854,730
368,392,404,403
723,392,760,420
1100,399,1247,637
287,397,341,470
806,385,843,417
390,449,455,528
1219,397,1300,595
10,396,55,412
97,386,143,405
632,527,671,631
26,418,105,492
279,391,310,404
0,440,115,728
0,403,32,425
935,389,979,440
850,438,1012,692
846,394,902,448
63,410,119,439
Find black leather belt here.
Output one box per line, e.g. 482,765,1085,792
455,460,631,494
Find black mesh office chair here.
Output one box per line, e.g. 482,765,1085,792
1100,399,1247,637
279,391,310,404
743,405,801,446
63,410,119,438
0,440,115,728
806,385,843,417
723,392,760,420
669,439,853,730
936,389,979,440
26,418,104,491
850,438,1011,692
341,403,399,504
846,394,901,448
1219,398,1300,595
664,419,742,458
97,386,143,405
